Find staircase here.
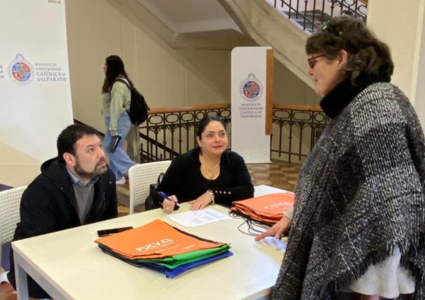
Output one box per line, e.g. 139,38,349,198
273,0,367,32
117,0,256,51
217,0,313,88
114,0,367,96
284,10,332,32
217,0,367,88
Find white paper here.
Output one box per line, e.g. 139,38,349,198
166,208,232,227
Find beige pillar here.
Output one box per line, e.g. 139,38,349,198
367,0,425,125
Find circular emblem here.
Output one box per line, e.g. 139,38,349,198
240,74,263,102
8,54,34,85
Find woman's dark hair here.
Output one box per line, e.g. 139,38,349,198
101,55,133,93
306,16,394,85
196,116,226,140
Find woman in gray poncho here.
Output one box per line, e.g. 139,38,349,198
271,17,425,300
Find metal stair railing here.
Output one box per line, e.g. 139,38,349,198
270,0,367,32
137,103,329,163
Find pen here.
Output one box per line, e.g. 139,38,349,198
158,191,180,207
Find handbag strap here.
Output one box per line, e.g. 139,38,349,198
157,172,165,184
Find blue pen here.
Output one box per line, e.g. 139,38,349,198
158,191,180,207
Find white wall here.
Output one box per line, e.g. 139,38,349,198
66,0,318,134
66,0,232,132
2,0,320,187
368,0,425,127
274,59,320,105
368,1,425,101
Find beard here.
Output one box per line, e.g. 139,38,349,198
74,158,108,180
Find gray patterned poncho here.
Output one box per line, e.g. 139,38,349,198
272,82,425,299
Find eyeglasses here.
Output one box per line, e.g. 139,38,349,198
307,54,326,68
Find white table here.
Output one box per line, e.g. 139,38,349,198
13,185,287,300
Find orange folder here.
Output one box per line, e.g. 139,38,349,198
95,219,225,260
231,193,295,225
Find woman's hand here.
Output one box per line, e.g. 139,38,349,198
161,195,178,214
255,215,292,241
187,191,212,211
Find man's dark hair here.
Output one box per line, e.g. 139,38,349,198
57,124,100,164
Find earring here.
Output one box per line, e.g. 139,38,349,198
338,64,341,70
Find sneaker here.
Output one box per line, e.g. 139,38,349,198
0,271,9,283
116,177,126,185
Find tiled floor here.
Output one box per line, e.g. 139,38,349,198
0,160,301,299
247,160,301,192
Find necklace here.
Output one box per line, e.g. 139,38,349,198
200,154,220,170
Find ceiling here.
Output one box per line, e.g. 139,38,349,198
136,0,241,33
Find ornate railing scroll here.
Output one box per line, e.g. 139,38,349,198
271,104,328,162
138,103,329,163
271,0,367,32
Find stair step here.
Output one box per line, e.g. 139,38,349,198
283,10,331,22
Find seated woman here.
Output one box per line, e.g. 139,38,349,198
153,116,254,212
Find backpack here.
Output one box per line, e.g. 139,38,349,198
114,78,150,126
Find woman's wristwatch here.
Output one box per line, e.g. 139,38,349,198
207,189,215,205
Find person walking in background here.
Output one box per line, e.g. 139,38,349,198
272,16,425,300
102,55,135,184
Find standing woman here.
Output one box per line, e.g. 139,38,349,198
272,17,425,299
102,55,135,184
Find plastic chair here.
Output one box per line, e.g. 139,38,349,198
128,161,171,214
0,186,26,280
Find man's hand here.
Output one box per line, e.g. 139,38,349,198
255,215,291,241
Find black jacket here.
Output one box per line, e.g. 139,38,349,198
8,158,117,298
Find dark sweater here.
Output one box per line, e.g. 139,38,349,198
153,148,254,207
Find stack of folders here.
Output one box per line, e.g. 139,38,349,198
95,219,232,278
231,193,295,225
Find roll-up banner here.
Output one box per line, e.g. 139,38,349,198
231,47,273,163
0,0,73,178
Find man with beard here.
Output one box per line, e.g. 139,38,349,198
7,124,117,299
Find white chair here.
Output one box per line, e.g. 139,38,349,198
128,161,171,214
0,185,26,282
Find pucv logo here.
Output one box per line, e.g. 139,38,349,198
240,73,263,102
8,54,34,85
136,238,174,252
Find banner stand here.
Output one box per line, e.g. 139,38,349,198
231,47,274,163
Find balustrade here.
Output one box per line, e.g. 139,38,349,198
270,0,367,32
138,104,329,163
